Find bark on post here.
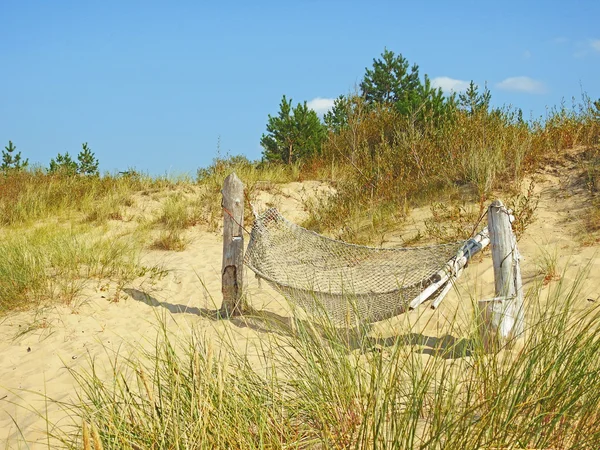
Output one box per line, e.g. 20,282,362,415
221,172,245,317
478,200,525,351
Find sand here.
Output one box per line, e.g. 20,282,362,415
0,172,598,448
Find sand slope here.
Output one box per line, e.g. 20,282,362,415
0,172,598,447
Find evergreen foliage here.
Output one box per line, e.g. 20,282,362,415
593,98,600,120
261,95,326,164
1,140,29,171
360,48,421,107
324,95,352,133
49,143,99,175
458,81,492,115
359,48,452,123
49,152,78,175
77,142,100,175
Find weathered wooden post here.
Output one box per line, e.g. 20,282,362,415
220,172,245,317
478,199,525,351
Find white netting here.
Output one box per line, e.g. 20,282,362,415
245,208,471,324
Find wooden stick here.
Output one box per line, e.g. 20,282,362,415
478,200,525,350
220,172,245,317
431,267,463,309
408,229,490,310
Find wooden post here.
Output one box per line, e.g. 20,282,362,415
478,200,525,351
221,172,245,317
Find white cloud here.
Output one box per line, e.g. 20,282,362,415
572,39,600,58
495,76,546,94
552,36,569,44
307,97,335,115
522,50,532,59
431,76,471,93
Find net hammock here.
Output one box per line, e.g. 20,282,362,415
244,208,487,324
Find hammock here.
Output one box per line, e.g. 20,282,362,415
244,208,489,324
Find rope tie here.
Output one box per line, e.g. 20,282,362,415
221,199,252,235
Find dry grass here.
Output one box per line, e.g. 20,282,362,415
37,269,600,449
0,224,156,313
1,93,599,448
0,170,179,227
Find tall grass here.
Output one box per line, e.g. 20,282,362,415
0,225,154,312
0,170,176,227
196,154,306,231
47,271,600,449
302,95,599,243
150,193,199,251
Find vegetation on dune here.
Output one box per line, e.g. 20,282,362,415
0,49,598,314
1,47,600,448
0,168,174,226
261,95,327,164
1,140,29,171
49,273,600,449
0,225,156,312
259,50,600,243
0,47,598,312
196,152,308,230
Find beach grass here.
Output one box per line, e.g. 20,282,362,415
0,224,158,313
42,269,600,449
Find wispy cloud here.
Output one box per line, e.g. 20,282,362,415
495,76,546,94
552,36,569,44
307,97,335,115
572,39,600,58
522,50,532,60
431,77,470,93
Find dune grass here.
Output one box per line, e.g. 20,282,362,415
0,224,158,313
301,96,599,244
150,193,199,251
39,269,600,449
580,146,600,243
0,170,180,227
195,154,307,231
0,98,598,448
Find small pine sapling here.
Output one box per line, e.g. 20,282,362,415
49,152,78,175
1,140,29,171
77,142,100,175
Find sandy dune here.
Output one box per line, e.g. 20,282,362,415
0,172,598,447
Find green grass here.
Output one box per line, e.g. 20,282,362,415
535,244,562,285
0,225,155,313
0,170,178,227
36,269,600,449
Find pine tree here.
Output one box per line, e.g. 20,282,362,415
323,95,350,133
359,49,453,124
360,48,421,110
261,96,326,164
77,142,99,175
49,152,78,175
1,140,29,171
458,81,491,115
592,99,600,121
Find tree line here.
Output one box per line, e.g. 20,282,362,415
1,141,99,175
260,48,505,164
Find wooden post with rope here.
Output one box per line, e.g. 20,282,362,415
478,199,525,351
221,172,245,317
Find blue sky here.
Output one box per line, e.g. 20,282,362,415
1,1,599,176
